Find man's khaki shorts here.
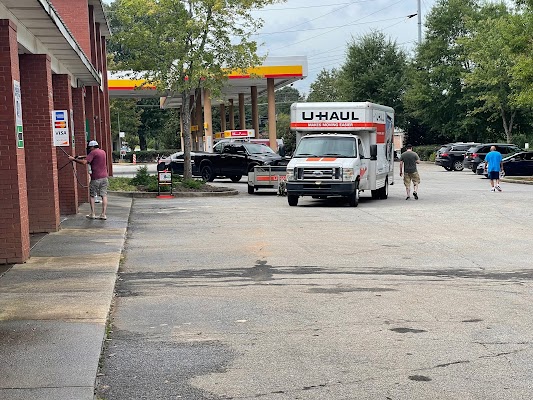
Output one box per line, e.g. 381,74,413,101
403,172,420,187
90,177,109,197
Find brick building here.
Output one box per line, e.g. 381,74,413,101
0,0,112,264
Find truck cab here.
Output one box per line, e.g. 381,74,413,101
286,102,394,207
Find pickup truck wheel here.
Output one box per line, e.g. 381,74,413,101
230,175,242,182
348,181,359,207
371,190,379,200
288,195,298,206
247,184,255,194
201,164,216,182
453,160,464,171
379,177,389,199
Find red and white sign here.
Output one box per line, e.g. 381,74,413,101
224,129,255,138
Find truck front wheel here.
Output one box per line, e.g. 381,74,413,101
348,181,359,207
229,175,242,182
288,195,298,206
379,177,389,199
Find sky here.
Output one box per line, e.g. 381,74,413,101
250,0,438,96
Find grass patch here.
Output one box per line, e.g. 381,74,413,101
108,167,231,193
108,177,136,191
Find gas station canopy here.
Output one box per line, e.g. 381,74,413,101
108,56,308,107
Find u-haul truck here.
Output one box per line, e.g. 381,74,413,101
286,102,394,207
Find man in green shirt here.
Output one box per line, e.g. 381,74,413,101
399,144,421,200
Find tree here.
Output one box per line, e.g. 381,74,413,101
275,113,294,154
403,0,483,144
307,69,341,102
460,3,531,143
272,86,303,115
111,0,281,179
137,98,168,150
510,1,533,108
109,98,142,150
339,31,408,128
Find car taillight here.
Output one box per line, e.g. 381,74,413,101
441,152,448,157
472,153,478,158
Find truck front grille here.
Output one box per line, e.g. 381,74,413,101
296,167,341,181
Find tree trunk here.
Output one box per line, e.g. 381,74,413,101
500,106,516,144
181,93,193,180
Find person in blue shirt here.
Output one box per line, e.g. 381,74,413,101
484,146,503,192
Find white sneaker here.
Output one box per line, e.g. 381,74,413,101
490,188,496,192
496,185,502,192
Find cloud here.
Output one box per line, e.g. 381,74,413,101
251,0,435,95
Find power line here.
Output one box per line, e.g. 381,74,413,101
254,16,407,36
307,51,347,60
252,2,355,12
269,0,405,52
272,0,379,34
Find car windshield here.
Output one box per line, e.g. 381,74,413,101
438,146,449,153
243,143,276,154
294,137,357,158
466,146,479,153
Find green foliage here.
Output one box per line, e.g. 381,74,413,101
404,0,482,143
107,177,136,191
110,0,282,179
130,165,151,186
307,69,341,102
275,113,295,155
257,87,303,134
459,3,525,143
412,145,440,161
512,133,533,149
108,174,209,193
110,98,143,148
181,178,204,189
137,98,167,150
403,0,533,145
339,31,408,128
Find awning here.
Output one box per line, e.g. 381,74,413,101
2,0,103,86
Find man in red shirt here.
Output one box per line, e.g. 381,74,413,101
69,140,109,220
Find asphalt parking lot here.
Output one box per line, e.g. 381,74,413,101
98,163,533,399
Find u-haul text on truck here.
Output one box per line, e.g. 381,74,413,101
286,102,394,207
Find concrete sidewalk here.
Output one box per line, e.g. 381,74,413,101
0,195,132,400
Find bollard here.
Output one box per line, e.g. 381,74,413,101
132,154,136,164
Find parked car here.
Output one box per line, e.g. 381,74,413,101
463,143,522,173
435,142,480,171
157,142,287,182
476,151,533,177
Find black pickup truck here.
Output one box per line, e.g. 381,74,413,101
157,141,287,182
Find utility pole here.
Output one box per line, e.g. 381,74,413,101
417,0,422,44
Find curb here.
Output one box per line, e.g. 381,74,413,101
501,178,533,185
109,190,239,198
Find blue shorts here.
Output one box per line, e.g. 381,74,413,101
488,171,500,180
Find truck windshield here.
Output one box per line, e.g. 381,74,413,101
243,143,276,154
294,137,357,158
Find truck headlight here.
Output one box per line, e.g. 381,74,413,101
343,168,354,180
286,168,295,181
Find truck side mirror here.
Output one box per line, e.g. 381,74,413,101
370,145,377,160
